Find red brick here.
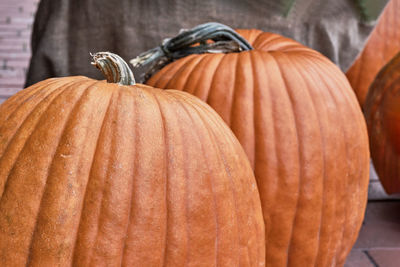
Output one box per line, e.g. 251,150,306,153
0,52,31,60
0,5,37,15
0,30,31,38
0,38,30,46
0,0,38,3
0,0,38,5
0,78,25,88
0,44,27,52
344,250,374,267
0,17,10,24
0,68,25,78
0,24,31,31
368,249,400,267
5,59,31,69
8,17,34,25
0,0,37,96
0,87,23,98
0,12,29,19
0,6,24,14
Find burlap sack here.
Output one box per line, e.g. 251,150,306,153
25,0,388,86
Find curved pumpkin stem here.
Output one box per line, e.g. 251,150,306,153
130,22,253,82
91,52,135,85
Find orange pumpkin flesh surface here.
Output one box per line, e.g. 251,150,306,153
0,53,265,266
364,52,400,194
346,0,400,106
147,29,370,266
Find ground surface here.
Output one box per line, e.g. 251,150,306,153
0,0,399,266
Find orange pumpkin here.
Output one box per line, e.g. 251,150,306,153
364,52,400,194
0,52,265,266
139,24,370,266
346,0,400,106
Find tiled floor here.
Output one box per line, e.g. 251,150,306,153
345,201,400,266
1,0,400,266
345,165,400,266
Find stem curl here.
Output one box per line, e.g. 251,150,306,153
91,52,135,85
130,22,253,83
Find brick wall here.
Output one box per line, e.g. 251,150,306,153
0,0,39,104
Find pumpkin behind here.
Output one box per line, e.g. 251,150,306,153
364,52,400,194
346,0,400,106
147,28,370,266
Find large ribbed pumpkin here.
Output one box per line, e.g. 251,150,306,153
364,52,400,194
0,52,265,266
145,27,370,266
346,0,400,106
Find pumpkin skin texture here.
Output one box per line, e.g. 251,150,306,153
0,76,265,266
364,52,400,194
147,29,370,266
346,0,400,106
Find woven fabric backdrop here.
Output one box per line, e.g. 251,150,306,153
25,0,388,86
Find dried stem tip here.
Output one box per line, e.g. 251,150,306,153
91,52,135,85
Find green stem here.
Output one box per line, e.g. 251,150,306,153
91,52,135,85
